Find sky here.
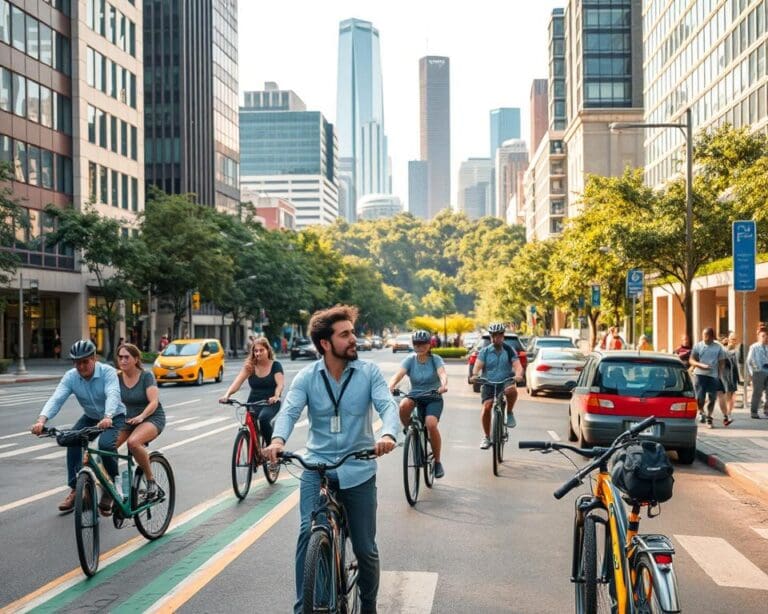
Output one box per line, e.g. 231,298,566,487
238,0,565,205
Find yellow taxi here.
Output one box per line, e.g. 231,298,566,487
153,338,225,386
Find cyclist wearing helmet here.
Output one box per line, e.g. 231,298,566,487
388,330,449,478
31,339,126,514
470,323,523,449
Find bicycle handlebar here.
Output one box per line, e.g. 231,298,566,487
219,398,274,409
392,388,441,399
278,449,377,471
519,416,659,499
473,377,517,386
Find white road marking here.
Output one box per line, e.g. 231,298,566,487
0,396,48,406
0,430,35,440
159,423,237,452
0,442,18,450
0,442,57,458
752,527,768,540
547,430,561,441
164,399,200,408
177,416,229,431
748,438,768,449
0,486,69,515
675,535,768,590
34,449,67,460
714,484,738,502
165,416,198,427
378,571,438,614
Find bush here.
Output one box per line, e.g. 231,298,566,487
432,347,468,359
0,358,11,374
141,351,158,363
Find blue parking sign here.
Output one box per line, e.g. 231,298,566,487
626,269,643,298
591,284,601,308
733,221,756,292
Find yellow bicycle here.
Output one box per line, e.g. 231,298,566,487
520,416,681,613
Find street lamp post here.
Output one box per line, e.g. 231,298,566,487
16,272,27,375
610,107,694,343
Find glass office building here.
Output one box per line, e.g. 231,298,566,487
490,108,521,157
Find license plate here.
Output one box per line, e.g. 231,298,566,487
630,422,660,437
164,373,179,379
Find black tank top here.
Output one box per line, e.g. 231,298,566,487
247,361,283,403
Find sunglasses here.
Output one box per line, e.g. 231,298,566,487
117,354,132,360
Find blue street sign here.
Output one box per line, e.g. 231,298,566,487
626,269,644,298
530,305,537,314
591,284,601,308
578,296,585,309
733,220,756,292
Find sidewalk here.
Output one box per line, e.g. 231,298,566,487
0,358,71,385
694,395,768,501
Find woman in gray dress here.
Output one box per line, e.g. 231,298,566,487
115,343,166,499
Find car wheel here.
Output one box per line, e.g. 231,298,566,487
576,419,590,448
215,367,223,383
676,447,696,465
529,387,538,397
195,370,204,386
290,353,296,361
567,411,577,442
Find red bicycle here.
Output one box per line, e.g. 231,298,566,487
220,399,281,499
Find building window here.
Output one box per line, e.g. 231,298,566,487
88,161,97,201
121,120,128,156
14,140,26,182
110,115,117,152
27,145,40,186
27,80,39,123
99,165,108,204
121,173,128,209
26,13,38,59
41,149,53,189
98,109,107,147
12,73,25,117
40,85,52,127
131,177,137,211
0,67,10,112
0,1,10,45
11,4,24,52
111,169,118,206
87,105,96,143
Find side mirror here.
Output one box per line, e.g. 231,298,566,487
201,350,211,357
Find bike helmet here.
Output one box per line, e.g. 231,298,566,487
412,330,431,344
488,323,505,334
69,339,96,360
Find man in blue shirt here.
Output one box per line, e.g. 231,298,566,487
470,323,524,449
264,305,399,614
31,339,126,513
690,327,727,427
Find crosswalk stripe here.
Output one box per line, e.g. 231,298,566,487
34,449,67,460
164,399,200,408
0,442,57,458
0,430,35,440
0,443,18,450
165,417,198,427
177,416,229,431
378,571,438,613
752,527,768,539
675,535,768,590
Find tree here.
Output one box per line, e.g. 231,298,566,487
0,164,26,291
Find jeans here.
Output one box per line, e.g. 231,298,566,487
248,403,280,444
294,473,379,614
66,414,126,489
751,371,768,416
694,375,720,418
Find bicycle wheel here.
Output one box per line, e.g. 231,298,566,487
491,407,501,476
423,429,434,488
341,531,361,613
303,531,337,614
261,433,281,484
74,471,100,577
496,407,506,464
634,552,677,614
578,513,616,614
403,429,421,506
134,452,176,540
231,429,253,499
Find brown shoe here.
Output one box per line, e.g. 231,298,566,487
99,490,113,516
58,489,76,512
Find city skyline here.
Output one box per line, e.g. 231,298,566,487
237,1,563,205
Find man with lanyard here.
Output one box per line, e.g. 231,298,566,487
470,323,524,449
30,339,126,513
746,327,768,419
263,305,399,614
689,327,727,428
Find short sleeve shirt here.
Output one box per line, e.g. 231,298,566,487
120,371,164,420
691,341,726,377
246,360,284,403
400,353,444,393
478,343,517,382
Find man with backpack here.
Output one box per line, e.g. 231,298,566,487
470,323,524,449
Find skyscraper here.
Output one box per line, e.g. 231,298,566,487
408,160,428,219
419,56,450,217
457,158,493,220
336,18,388,222
530,79,549,154
143,0,240,213
495,140,528,222
489,108,521,158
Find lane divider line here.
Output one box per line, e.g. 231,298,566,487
547,430,561,441
33,450,67,461
158,423,236,452
177,416,229,431
0,486,69,516
0,431,31,440
163,417,198,427
0,442,57,459
0,443,18,450
163,399,200,408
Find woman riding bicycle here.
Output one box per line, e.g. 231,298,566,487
389,329,448,479
219,337,284,444
115,343,166,506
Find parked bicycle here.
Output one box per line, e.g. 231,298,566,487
393,388,439,506
220,398,281,499
279,448,377,614
39,425,175,577
474,377,513,476
519,416,681,613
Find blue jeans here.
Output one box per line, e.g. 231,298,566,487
694,375,720,418
294,473,379,614
66,414,126,488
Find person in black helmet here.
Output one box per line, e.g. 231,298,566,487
31,339,126,514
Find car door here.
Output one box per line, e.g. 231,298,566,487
571,357,596,429
200,342,212,378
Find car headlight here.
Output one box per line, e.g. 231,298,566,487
183,360,197,368
153,359,160,368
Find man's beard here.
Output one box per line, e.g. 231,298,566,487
330,342,357,362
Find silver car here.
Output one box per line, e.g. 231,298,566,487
525,348,586,396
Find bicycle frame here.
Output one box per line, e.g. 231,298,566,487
81,445,154,518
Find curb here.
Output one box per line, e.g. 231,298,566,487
0,375,61,385
695,446,768,502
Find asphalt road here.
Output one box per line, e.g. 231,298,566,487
1,350,767,612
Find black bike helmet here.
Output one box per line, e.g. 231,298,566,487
488,322,505,334
412,330,431,344
69,339,96,360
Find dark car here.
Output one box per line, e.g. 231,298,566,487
467,333,527,392
290,337,320,361
567,350,697,463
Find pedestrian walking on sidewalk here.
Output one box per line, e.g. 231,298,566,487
719,335,740,426
690,327,727,428
746,327,768,419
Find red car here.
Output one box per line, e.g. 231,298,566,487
567,351,698,463
467,333,527,392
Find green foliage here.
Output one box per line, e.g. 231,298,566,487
431,347,468,358
0,164,26,288
141,351,158,363
0,358,12,373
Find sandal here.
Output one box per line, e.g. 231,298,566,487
723,417,734,427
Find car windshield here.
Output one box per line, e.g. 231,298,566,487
541,349,583,361
595,360,693,397
396,335,411,342
162,342,200,357
537,338,573,347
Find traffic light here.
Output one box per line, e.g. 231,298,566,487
28,280,40,306
191,291,201,310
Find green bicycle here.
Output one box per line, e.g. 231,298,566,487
41,426,176,576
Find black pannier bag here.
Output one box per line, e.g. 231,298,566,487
611,440,674,503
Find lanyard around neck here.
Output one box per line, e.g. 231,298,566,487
320,368,355,417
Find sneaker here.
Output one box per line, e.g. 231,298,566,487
706,418,714,429
145,480,160,501
723,417,734,427
480,436,492,450
751,414,761,419
99,490,113,516
433,462,445,479
506,413,517,428
58,489,76,512
699,413,706,424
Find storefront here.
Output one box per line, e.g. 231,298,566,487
1,296,61,359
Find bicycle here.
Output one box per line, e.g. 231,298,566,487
393,388,439,506
39,426,175,577
220,398,281,499
519,416,681,614
279,448,377,614
474,377,515,476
